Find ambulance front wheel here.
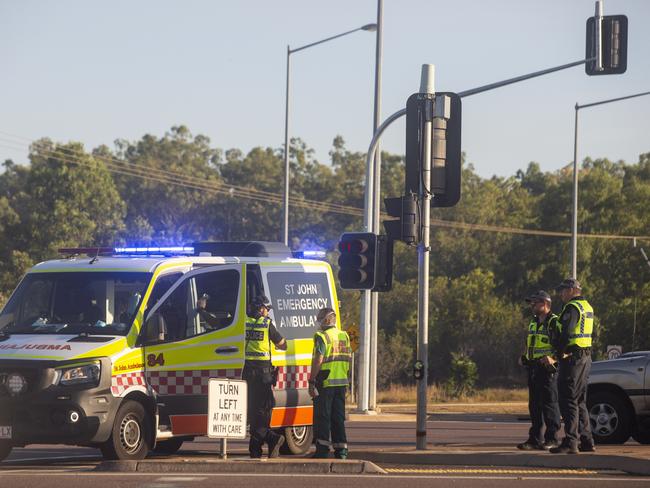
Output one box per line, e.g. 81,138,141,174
280,425,313,455
100,400,152,460
0,441,11,462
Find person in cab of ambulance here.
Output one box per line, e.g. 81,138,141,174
243,295,287,459
308,307,352,459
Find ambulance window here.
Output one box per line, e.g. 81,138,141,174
156,280,191,342
145,272,183,317
19,278,54,325
191,269,240,333
246,265,263,316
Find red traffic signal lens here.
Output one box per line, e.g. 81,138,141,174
338,239,369,254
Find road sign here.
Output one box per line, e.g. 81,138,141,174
208,378,247,439
346,323,360,352
607,345,623,360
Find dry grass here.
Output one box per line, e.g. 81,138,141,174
377,384,528,404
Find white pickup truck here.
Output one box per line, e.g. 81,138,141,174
588,351,650,444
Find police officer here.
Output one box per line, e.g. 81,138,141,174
243,295,287,458
517,290,561,450
549,278,596,454
308,307,352,459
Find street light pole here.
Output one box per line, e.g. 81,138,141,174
282,24,377,246
570,89,650,278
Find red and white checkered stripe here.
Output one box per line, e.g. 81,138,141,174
147,369,242,396
111,371,146,396
274,365,310,390
111,369,241,397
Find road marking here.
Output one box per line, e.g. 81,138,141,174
385,467,599,475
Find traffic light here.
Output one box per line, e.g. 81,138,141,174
337,233,393,291
585,15,628,75
405,92,462,208
383,194,419,245
338,233,377,290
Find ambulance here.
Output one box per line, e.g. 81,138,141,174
0,242,339,460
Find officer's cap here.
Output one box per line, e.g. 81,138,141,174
317,307,336,322
555,278,582,291
251,295,273,310
525,290,551,303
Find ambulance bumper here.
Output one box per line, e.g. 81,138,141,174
0,357,118,446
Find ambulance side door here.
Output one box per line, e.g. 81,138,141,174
141,264,245,436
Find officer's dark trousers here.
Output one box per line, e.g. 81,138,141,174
527,363,561,445
558,351,593,448
313,385,347,454
243,364,277,457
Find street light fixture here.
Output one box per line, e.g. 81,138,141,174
571,89,650,278
282,23,377,245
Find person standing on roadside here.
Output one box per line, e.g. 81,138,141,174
308,307,352,459
243,295,287,459
517,290,562,450
549,278,596,454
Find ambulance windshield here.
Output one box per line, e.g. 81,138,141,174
0,272,152,336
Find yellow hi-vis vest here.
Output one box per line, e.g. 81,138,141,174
561,298,594,349
526,314,558,360
245,316,271,361
316,326,352,388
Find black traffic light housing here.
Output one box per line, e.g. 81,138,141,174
337,232,392,292
405,92,462,208
585,15,628,75
384,194,419,245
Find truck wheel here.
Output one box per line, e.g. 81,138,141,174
280,425,313,455
0,441,11,462
588,391,632,444
153,437,185,454
100,400,151,460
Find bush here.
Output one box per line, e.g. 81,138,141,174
445,352,478,397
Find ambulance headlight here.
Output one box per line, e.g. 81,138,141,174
6,373,28,395
58,362,101,387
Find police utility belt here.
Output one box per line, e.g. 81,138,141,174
562,346,592,359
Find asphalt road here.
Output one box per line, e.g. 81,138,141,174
3,418,528,463
2,470,650,488
2,418,650,487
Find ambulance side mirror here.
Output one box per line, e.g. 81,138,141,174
140,312,167,345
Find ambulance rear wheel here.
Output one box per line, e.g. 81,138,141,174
0,441,11,462
100,400,151,460
280,425,313,455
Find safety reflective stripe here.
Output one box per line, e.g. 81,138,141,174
325,378,349,386
323,354,352,363
332,443,348,449
316,439,331,446
569,334,592,338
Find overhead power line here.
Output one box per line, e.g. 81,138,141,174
1,131,649,242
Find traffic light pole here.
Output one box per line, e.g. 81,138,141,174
357,52,598,421
416,65,435,450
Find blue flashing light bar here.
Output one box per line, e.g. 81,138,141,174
114,246,195,255
293,250,327,260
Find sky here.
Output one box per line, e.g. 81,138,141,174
1,0,649,179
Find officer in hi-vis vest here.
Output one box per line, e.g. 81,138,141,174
517,290,561,450
243,295,287,458
548,278,596,454
308,308,352,459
